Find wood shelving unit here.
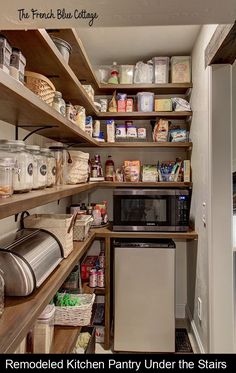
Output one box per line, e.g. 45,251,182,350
97,83,192,95
99,141,192,149
97,111,192,120
51,326,82,354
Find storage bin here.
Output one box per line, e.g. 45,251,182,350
119,65,134,84
154,98,172,111
54,293,95,326
171,56,191,83
33,305,55,353
50,36,72,64
152,57,169,84
24,214,73,258
24,71,56,106
66,151,89,185
73,215,93,241
73,326,95,354
137,92,154,112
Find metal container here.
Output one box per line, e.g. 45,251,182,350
51,36,72,64
0,228,63,296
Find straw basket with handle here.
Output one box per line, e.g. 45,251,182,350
24,71,56,106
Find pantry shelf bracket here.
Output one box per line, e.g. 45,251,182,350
22,126,56,141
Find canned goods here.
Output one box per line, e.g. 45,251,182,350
89,268,97,288
97,269,105,288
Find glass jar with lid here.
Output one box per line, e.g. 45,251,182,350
52,91,66,117
26,145,46,190
41,148,56,187
48,143,66,186
0,270,4,317
0,140,33,193
0,157,15,198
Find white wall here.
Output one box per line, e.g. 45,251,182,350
187,25,217,353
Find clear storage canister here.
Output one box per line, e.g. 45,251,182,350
0,140,33,193
0,157,15,198
49,143,66,185
0,270,4,317
33,304,55,353
41,148,56,187
26,145,46,190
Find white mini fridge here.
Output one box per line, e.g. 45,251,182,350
114,239,175,352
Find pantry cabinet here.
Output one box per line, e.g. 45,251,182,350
0,28,196,353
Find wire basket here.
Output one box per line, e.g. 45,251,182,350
54,294,95,326
24,71,56,106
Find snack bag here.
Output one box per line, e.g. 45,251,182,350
153,119,169,142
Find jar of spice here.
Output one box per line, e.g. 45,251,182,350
0,157,15,198
0,140,33,193
52,91,66,117
0,270,4,317
26,145,46,190
40,148,56,188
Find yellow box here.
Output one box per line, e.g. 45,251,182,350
154,99,172,112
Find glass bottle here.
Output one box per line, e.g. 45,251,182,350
105,155,114,181
48,143,65,185
52,91,66,117
0,157,15,198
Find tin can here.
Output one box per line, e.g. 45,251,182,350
97,269,105,288
89,268,97,288
98,254,105,269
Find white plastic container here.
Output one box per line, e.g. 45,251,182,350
152,57,169,84
33,304,55,353
171,56,191,83
119,65,134,84
137,92,154,112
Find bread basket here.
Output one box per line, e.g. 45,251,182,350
24,71,56,106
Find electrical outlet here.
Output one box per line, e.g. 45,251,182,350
197,297,202,321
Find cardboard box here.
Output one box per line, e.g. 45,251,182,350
184,160,191,182
117,100,126,112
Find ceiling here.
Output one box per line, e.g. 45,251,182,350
77,25,201,66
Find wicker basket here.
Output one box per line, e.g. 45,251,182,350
73,215,93,241
54,294,95,326
24,214,73,258
24,71,56,106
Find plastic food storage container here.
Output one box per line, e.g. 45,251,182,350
51,36,72,64
0,34,12,73
0,270,4,317
33,304,55,353
9,48,26,83
0,140,33,193
119,65,134,84
152,57,169,84
137,92,154,112
171,56,191,83
0,157,15,198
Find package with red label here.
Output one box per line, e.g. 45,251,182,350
117,93,127,112
126,98,134,112
81,256,97,281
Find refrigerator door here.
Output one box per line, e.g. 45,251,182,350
114,246,175,352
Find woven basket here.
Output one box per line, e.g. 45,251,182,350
24,71,56,106
54,294,95,326
73,215,93,242
24,214,73,258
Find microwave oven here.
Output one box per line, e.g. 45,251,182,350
113,189,190,232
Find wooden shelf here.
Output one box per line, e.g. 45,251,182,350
0,69,100,144
51,326,82,354
97,83,192,95
2,30,98,115
94,226,198,240
0,233,96,353
97,111,192,120
101,181,192,188
99,142,192,149
83,282,105,296
0,183,97,220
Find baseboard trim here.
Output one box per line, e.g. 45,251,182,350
186,304,205,353
176,304,186,319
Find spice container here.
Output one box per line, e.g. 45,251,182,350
0,140,33,193
0,157,15,198
41,148,56,188
9,48,26,83
0,34,12,74
26,145,46,190
52,91,66,116
49,143,66,186
33,304,55,353
0,270,4,317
